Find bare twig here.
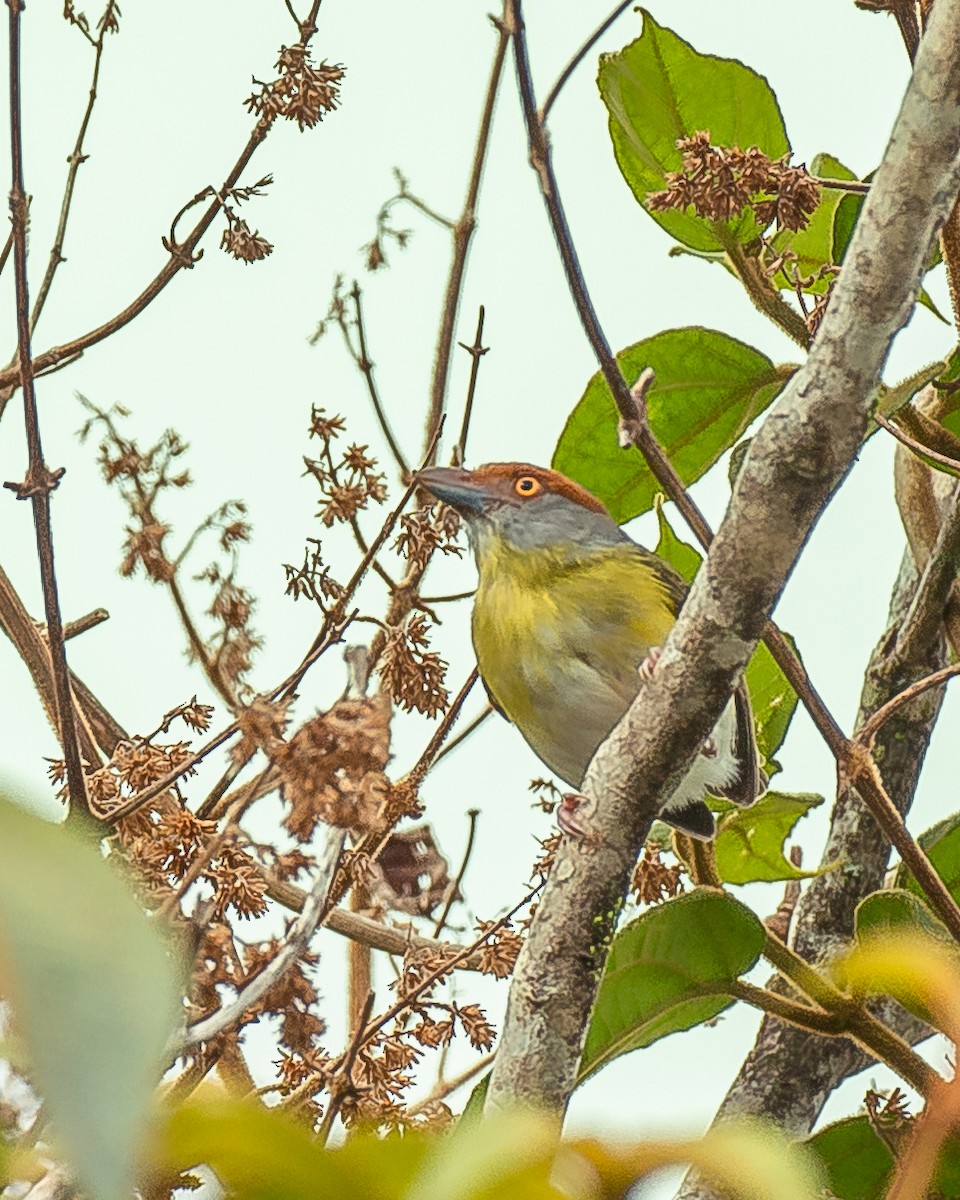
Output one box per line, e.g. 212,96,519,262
857,661,960,747
423,7,510,458
316,989,376,1144
405,1052,494,1116
432,704,492,765
178,825,346,1052
877,411,960,473
452,306,488,466
29,1,117,334
540,0,635,123
432,807,480,937
4,1,89,820
349,281,410,478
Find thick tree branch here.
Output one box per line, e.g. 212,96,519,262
486,0,960,1116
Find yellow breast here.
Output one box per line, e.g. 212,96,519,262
471,540,677,786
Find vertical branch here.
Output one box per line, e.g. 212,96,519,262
423,7,509,459
3,1,89,819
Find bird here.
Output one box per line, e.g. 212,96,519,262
416,462,763,839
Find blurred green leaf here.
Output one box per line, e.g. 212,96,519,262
159,1098,426,1200
770,154,854,295
0,793,182,1200
579,889,765,1082
553,328,790,523
805,1117,892,1200
715,792,825,885
159,1098,565,1200
598,11,789,251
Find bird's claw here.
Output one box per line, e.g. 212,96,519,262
639,645,663,684
558,792,602,846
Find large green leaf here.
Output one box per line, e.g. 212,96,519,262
553,328,790,524
715,792,825,885
598,11,789,251
0,793,182,1200
579,889,765,1082
770,154,854,295
805,1118,893,1200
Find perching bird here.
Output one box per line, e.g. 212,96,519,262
417,462,763,839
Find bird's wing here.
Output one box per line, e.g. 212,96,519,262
714,679,764,807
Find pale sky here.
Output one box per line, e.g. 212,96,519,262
0,0,955,1182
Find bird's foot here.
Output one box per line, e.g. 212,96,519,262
558,792,602,846
639,645,663,684
702,736,717,759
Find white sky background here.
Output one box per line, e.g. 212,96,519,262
0,0,957,1179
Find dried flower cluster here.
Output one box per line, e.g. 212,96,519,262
63,0,120,38
221,214,273,263
631,843,685,905
474,918,523,978
302,406,387,527
246,44,345,132
377,613,449,718
283,537,345,612
277,692,391,840
394,504,463,571
648,131,821,233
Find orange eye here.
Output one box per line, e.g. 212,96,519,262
514,476,542,497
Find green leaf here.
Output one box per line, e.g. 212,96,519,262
159,1099,562,1200
805,1117,893,1200
598,11,789,251
653,495,701,583
0,793,182,1200
579,889,765,1082
715,792,825,884
895,811,960,900
855,888,951,944
553,328,790,523
769,154,854,295
159,1098,428,1200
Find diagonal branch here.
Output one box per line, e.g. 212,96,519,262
487,0,960,1115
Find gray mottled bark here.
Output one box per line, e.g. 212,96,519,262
486,0,960,1117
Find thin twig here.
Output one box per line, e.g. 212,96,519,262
405,1052,494,1116
540,0,635,123
350,281,410,478
177,826,347,1052
876,410,960,473
400,667,479,791
452,306,488,466
432,807,480,937
316,989,376,1145
29,1,117,334
423,7,510,460
4,1,89,821
857,662,960,746
433,704,492,766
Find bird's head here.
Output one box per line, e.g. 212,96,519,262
417,463,626,561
